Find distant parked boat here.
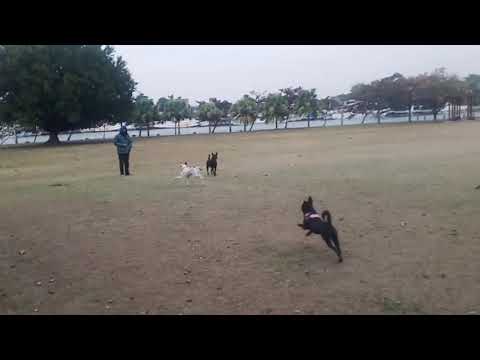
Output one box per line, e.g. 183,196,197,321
383,110,410,118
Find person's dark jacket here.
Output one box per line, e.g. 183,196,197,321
114,128,132,154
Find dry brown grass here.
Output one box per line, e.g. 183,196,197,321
1,121,480,314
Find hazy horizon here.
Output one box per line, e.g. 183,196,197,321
115,45,480,103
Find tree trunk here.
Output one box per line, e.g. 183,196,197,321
147,123,150,137
139,128,142,137
408,92,413,123
243,121,247,132
467,95,474,120
284,119,288,129
275,119,278,129
33,132,38,143
46,132,60,145
361,112,368,124
229,118,232,133
208,121,211,134
433,111,438,121
211,119,220,134
341,111,344,126
178,121,181,135
14,129,18,144
249,120,255,132
104,125,106,139
68,131,73,141
308,117,310,128
376,110,381,124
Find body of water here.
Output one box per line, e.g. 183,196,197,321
0,112,463,146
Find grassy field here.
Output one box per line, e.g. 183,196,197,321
1,121,480,314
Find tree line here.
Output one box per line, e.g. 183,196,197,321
131,87,321,136
1,45,480,144
348,69,479,122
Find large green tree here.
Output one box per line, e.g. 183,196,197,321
0,45,136,144
413,68,466,121
350,73,421,123
349,83,376,123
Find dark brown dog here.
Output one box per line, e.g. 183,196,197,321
206,152,218,176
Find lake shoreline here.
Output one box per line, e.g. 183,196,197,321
0,118,462,150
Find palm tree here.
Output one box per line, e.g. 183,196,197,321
196,101,223,134
160,95,191,135
133,94,158,137
279,87,302,129
295,89,319,127
209,98,232,133
263,93,289,129
231,95,258,132
249,91,266,132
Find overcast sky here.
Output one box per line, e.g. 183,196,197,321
114,45,480,103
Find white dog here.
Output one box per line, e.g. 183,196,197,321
175,162,204,184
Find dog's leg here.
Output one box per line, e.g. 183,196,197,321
325,238,338,255
305,230,313,236
324,234,343,263
297,224,305,229
330,230,343,262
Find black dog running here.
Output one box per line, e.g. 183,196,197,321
298,196,343,263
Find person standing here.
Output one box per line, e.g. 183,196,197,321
113,126,133,176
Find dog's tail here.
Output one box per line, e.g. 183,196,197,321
321,210,332,224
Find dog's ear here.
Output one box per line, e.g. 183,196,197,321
307,196,313,204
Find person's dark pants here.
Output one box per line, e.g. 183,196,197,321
118,153,130,175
